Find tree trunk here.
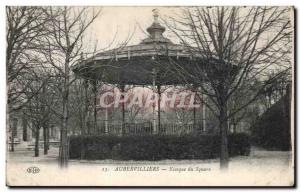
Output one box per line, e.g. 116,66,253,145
43,122,49,155
47,124,50,151
80,79,89,160
233,123,237,134
202,93,206,132
59,60,70,168
59,88,69,167
35,125,40,157
219,103,229,170
10,130,14,152
80,115,84,160
10,118,18,152
22,117,28,141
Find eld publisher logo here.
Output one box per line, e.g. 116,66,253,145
26,167,40,174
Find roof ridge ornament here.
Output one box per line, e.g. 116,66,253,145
153,9,159,24
140,8,173,44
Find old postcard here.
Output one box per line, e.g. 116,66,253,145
6,6,295,186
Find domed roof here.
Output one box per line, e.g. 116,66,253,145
73,9,202,85
90,9,191,61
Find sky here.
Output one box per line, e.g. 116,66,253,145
85,6,182,51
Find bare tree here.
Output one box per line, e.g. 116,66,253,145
6,6,50,112
165,6,292,169
6,7,53,152
42,7,100,167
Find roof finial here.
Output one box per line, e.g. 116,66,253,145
152,9,159,23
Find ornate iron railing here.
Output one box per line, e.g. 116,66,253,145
82,120,206,136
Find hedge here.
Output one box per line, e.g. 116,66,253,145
69,133,250,160
251,94,291,151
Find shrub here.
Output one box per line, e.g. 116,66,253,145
69,133,250,160
251,94,291,151
228,133,251,156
